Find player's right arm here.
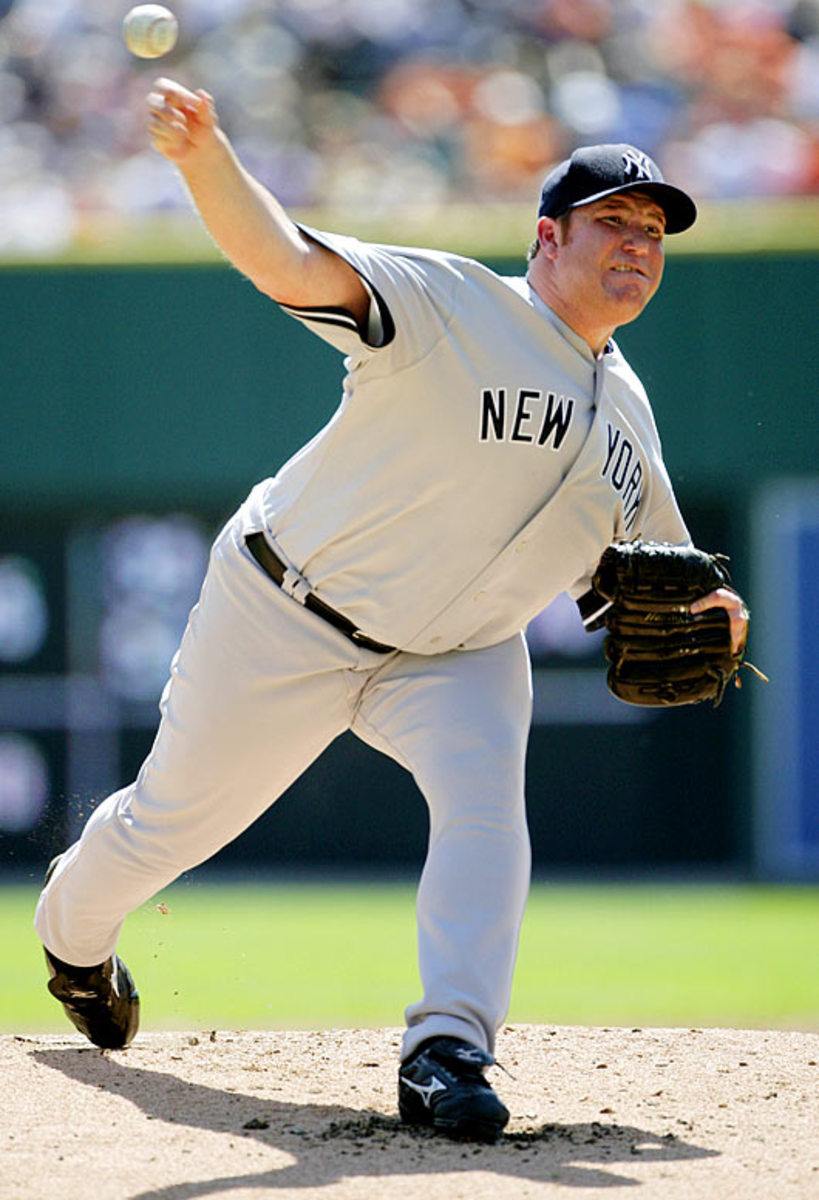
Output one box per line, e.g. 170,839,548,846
146,78,368,323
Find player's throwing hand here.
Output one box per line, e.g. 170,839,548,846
147,77,216,162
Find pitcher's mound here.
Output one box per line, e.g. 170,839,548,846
4,1024,817,1199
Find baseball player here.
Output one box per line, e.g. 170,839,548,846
35,79,748,1142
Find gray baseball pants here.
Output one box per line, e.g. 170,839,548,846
35,500,533,1060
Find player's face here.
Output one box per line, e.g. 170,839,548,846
537,192,666,350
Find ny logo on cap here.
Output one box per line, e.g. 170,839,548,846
622,149,653,182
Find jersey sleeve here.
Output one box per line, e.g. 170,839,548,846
640,475,691,546
637,402,691,549
276,227,463,369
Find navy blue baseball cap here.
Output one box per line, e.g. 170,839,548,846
538,144,697,234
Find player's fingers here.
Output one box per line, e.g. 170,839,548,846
148,113,185,141
689,587,748,619
151,76,200,113
147,88,216,147
147,93,182,121
690,588,749,654
147,99,193,159
147,102,184,135
193,88,218,126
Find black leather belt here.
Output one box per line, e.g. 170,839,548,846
245,532,397,655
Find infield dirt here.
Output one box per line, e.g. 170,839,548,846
4,1024,818,1199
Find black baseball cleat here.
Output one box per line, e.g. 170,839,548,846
41,852,140,1049
398,1036,510,1143
44,948,140,1049
45,949,140,1049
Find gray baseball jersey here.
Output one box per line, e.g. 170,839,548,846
267,228,689,652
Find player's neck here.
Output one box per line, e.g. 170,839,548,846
528,271,613,357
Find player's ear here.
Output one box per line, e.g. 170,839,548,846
536,216,561,260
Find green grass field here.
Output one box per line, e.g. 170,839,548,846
3,880,817,1034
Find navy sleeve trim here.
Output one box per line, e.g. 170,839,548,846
279,303,360,332
366,281,396,348
280,284,396,349
576,588,613,632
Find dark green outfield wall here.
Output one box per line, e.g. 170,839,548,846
2,254,816,509
617,254,817,493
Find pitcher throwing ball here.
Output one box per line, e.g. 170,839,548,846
35,79,750,1142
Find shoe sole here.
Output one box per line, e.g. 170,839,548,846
398,1101,505,1144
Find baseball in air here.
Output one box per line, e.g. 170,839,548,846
123,5,179,59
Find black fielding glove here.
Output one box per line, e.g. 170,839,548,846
589,541,766,707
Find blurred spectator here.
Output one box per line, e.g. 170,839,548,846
0,0,816,255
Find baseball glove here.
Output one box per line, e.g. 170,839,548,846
590,541,765,707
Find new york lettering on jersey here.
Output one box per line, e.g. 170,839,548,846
602,420,644,534
479,387,576,451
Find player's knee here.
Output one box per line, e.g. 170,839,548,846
419,745,527,829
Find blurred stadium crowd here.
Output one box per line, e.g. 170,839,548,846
1,0,818,253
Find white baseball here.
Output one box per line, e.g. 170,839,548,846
123,5,179,59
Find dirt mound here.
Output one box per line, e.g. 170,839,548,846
4,1024,817,1199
